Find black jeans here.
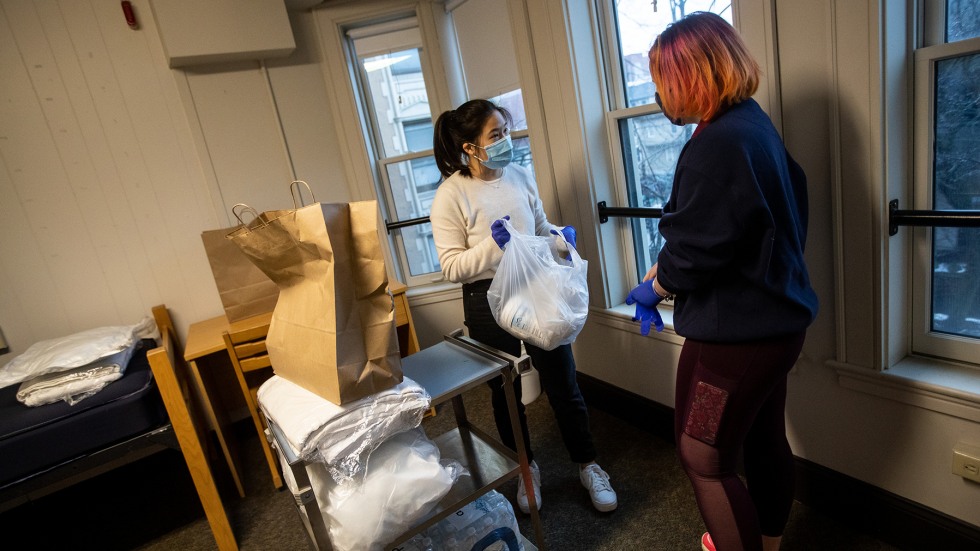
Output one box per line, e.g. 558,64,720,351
461,279,596,464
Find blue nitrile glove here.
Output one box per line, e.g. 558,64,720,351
490,215,511,249
549,225,577,249
625,279,665,335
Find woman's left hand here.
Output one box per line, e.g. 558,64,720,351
642,263,658,282
550,225,577,249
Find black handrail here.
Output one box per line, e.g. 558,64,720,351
385,216,430,233
597,201,662,223
387,200,980,235
888,200,980,236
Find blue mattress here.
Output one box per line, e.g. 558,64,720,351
0,339,169,487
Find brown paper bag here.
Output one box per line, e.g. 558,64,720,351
201,214,281,323
228,198,402,405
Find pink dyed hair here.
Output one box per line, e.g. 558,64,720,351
648,12,760,121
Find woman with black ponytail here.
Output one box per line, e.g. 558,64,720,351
429,99,617,515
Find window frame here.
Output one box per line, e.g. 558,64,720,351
911,29,980,365
830,0,980,421
346,16,448,287
595,0,770,291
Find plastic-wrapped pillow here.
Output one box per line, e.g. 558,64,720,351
0,316,156,390
258,374,431,487
322,429,462,551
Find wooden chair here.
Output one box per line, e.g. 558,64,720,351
222,325,283,490
148,305,238,551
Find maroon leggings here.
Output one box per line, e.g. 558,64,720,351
674,332,806,551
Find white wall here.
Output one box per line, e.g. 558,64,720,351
0,0,977,531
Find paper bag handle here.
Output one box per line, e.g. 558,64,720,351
290,180,316,208
232,203,260,226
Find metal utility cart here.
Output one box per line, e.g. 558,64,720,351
268,330,547,551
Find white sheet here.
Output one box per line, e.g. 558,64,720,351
15,341,139,406
0,315,156,390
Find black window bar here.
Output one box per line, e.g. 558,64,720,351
385,216,430,233
388,200,980,234
889,199,980,236
597,201,662,223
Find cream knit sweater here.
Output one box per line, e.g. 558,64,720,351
430,164,558,283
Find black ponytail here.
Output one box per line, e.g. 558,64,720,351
433,99,513,179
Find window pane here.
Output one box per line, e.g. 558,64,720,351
512,136,535,178
619,113,693,280
947,0,980,42
403,120,433,151
401,222,440,277
360,48,433,158
385,156,441,276
612,0,732,108
385,156,440,220
930,52,980,338
490,89,528,131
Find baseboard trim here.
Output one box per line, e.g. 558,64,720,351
576,372,980,549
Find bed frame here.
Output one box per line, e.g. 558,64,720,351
0,305,237,550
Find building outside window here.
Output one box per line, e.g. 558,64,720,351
352,22,442,282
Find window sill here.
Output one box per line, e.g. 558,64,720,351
831,357,980,422
589,303,685,346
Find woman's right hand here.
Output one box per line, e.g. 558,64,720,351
490,215,511,249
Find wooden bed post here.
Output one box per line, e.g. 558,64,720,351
149,305,238,551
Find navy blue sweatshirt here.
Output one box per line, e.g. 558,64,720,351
656,98,818,342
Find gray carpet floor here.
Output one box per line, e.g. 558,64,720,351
2,382,901,550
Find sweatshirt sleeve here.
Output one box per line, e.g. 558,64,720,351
656,164,747,294
430,184,503,283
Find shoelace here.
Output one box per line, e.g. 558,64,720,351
586,467,611,492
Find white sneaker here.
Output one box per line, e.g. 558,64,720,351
580,463,617,512
516,460,541,513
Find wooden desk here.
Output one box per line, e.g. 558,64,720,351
184,312,272,498
390,280,420,356
183,282,418,496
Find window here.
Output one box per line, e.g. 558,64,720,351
912,0,980,364
600,0,733,283
349,19,442,283
490,88,535,177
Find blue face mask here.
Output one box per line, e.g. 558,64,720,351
472,134,513,170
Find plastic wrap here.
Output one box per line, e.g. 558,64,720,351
313,428,463,551
15,341,140,406
258,375,431,487
488,219,590,350
0,316,156,390
397,489,524,551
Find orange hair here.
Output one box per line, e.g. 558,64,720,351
648,12,760,121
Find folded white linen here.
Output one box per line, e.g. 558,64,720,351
258,374,430,485
0,315,155,390
15,342,139,406
17,365,123,407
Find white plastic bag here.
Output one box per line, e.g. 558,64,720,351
488,219,589,350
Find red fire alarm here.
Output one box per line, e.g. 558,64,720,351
121,1,138,30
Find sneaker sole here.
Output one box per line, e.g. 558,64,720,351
517,497,542,514
592,500,617,513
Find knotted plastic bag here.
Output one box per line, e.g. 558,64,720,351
487,219,589,350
